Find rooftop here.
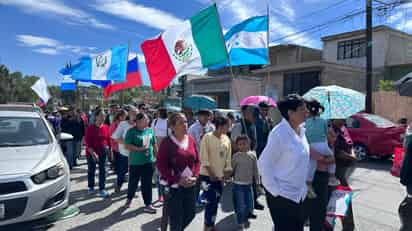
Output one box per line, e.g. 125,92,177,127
321,25,412,41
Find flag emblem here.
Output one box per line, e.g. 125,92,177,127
95,55,108,68
173,39,192,62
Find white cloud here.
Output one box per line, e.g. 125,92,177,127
219,0,316,47
94,0,183,30
17,34,60,47
34,47,59,55
16,34,95,56
278,0,295,21
388,11,403,23
0,0,114,30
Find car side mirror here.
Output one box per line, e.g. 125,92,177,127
60,132,73,141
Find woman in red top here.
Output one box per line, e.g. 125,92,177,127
85,109,111,198
156,112,200,231
109,110,127,168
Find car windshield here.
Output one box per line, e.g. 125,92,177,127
362,114,396,128
0,117,51,147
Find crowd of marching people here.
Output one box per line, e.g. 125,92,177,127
44,96,364,231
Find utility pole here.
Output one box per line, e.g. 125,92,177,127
365,0,373,113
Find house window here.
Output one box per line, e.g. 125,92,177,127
337,38,366,60
283,71,320,96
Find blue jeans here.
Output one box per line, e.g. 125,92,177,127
87,151,107,191
115,153,128,189
199,175,223,227
407,183,412,195
232,183,254,225
64,140,75,169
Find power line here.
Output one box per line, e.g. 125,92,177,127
270,8,366,43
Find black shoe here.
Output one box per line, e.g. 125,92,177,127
254,202,264,210
248,213,257,219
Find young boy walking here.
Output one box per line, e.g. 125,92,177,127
232,135,260,230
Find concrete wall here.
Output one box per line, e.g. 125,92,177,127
374,91,412,122
386,32,412,66
321,65,366,93
230,78,262,109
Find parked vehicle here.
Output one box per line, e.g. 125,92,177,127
0,109,71,226
346,113,406,160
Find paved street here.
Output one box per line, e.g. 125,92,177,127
0,157,406,231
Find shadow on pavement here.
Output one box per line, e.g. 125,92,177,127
67,206,144,231
215,214,237,231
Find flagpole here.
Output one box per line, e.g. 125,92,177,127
266,3,271,100
120,41,130,105
214,2,241,108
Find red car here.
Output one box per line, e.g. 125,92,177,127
346,113,406,160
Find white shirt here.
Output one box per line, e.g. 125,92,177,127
188,121,215,151
112,121,133,157
152,118,168,138
258,119,310,203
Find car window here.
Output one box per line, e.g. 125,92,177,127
362,114,396,128
346,118,361,128
0,117,51,147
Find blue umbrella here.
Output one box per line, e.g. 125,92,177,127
183,95,217,111
303,85,365,119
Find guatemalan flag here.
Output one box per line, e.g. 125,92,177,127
60,45,128,82
60,76,76,91
212,15,269,68
103,56,143,99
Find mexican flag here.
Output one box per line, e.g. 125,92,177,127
141,4,227,92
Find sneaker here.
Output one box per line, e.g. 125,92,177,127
88,188,95,195
248,212,257,219
125,199,132,208
328,176,340,186
254,201,265,210
144,205,157,214
114,186,120,194
307,185,317,199
99,190,110,198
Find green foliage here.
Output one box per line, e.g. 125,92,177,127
379,80,395,91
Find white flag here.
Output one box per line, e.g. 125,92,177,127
31,78,51,103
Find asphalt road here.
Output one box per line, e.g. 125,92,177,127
0,157,407,231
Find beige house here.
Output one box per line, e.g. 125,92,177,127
253,44,365,98
184,74,262,109
185,26,412,107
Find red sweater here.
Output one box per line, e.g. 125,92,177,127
85,124,110,156
156,136,200,186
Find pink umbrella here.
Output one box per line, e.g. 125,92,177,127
240,95,277,107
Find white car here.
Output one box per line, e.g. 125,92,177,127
0,110,71,226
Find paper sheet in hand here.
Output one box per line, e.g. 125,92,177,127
181,166,193,178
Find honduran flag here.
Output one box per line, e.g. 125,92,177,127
60,76,76,91
59,45,128,82
103,56,142,98
141,4,227,92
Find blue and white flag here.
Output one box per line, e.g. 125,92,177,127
60,76,76,91
60,45,128,82
210,16,268,69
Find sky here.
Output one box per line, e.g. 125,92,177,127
1,0,412,87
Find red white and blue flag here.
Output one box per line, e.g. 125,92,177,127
103,56,142,98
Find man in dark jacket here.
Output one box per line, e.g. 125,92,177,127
400,127,412,231
61,109,85,168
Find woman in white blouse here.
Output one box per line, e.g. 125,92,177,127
258,94,310,231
